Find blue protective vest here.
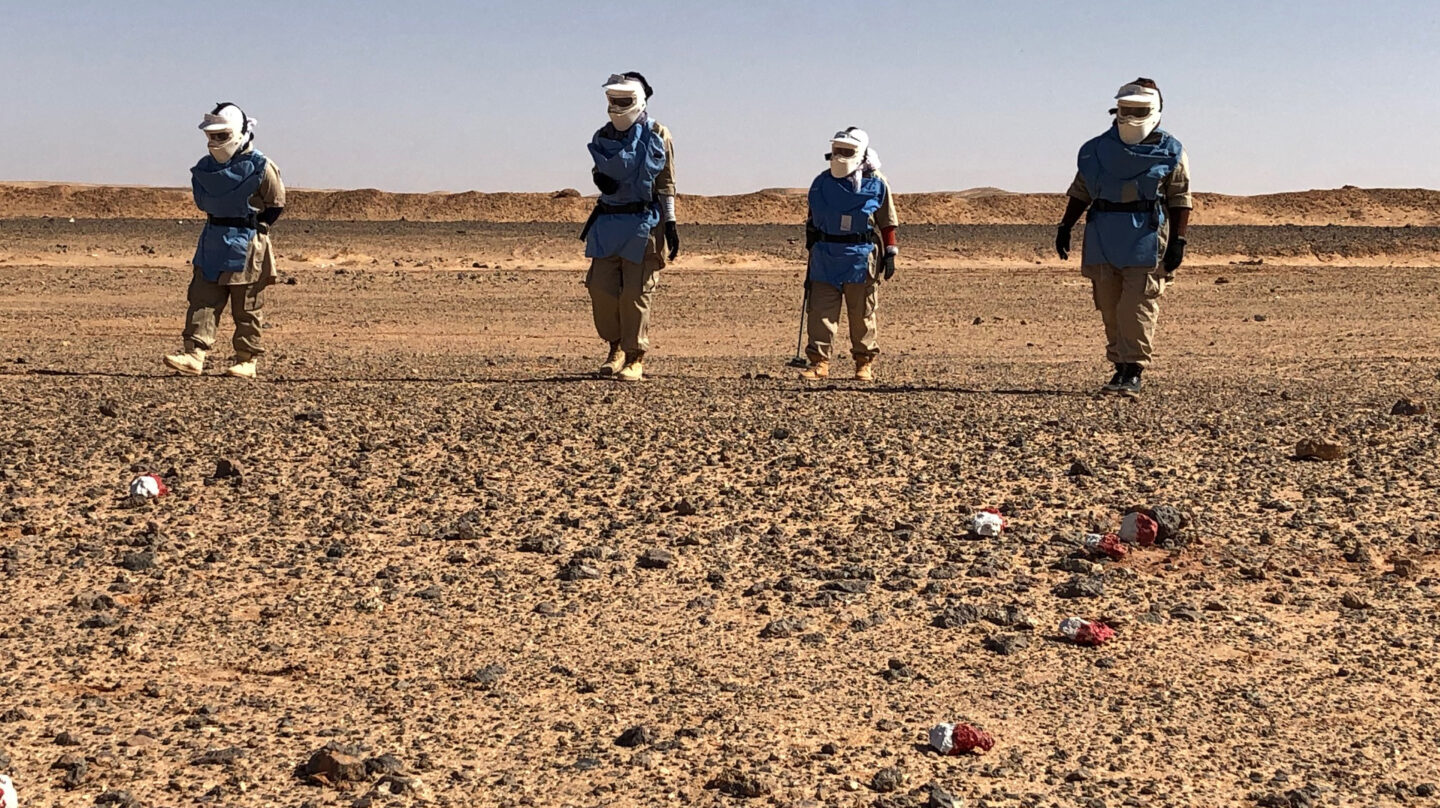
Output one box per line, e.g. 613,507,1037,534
585,118,666,264
1077,127,1182,268
191,149,267,281
806,171,886,287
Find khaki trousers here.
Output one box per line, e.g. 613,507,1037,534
587,250,660,354
1082,263,1167,367
182,268,266,356
806,279,879,362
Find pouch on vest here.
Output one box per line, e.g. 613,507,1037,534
585,120,666,264
191,150,267,282
806,172,884,287
1077,128,1181,268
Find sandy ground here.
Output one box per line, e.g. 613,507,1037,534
0,220,1438,808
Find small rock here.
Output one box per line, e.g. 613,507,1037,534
1340,592,1371,610
923,782,964,808
558,559,602,581
1253,314,1268,322
1150,505,1187,542
1295,437,1347,461
305,746,368,783
672,498,698,516
213,458,242,479
759,617,809,639
518,536,564,554
982,634,1029,656
1067,459,1095,477
119,551,156,571
191,746,245,766
637,548,675,570
1391,397,1427,416
615,725,657,748
99,401,120,418
55,730,82,746
464,664,507,686
705,768,773,798
1053,576,1104,599
95,790,139,807
871,766,906,793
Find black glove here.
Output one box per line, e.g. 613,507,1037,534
592,171,619,195
803,274,812,293
1163,235,1187,272
664,221,680,260
879,252,896,281
805,222,820,251
1055,223,1072,260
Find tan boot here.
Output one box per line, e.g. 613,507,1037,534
598,342,625,376
617,352,644,382
799,351,829,381
163,345,207,376
854,356,875,381
225,352,258,379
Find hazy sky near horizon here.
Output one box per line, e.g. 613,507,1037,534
2,0,1436,195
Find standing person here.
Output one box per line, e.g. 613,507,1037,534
582,71,678,382
1055,78,1191,397
799,128,898,382
163,102,285,379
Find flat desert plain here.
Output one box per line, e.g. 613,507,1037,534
0,186,1437,808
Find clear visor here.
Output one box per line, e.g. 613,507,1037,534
1116,104,1155,120
830,145,858,159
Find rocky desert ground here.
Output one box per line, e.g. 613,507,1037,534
0,186,1437,808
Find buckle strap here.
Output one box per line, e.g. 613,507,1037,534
817,231,874,244
207,215,258,228
1089,200,1157,213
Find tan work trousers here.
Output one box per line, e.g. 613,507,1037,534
182,268,266,356
806,278,879,362
587,239,662,355
1082,263,1168,367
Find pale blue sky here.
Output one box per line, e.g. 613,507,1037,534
1,0,1436,195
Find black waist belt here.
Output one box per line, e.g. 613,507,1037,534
817,231,874,244
1089,200,1157,213
578,200,654,240
596,202,651,215
207,215,258,228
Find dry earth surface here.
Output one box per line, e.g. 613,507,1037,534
0,206,1438,808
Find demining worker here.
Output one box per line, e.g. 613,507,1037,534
581,71,678,383
799,127,898,382
164,102,285,379
1055,78,1191,397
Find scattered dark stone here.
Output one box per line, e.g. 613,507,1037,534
365,748,406,777
99,401,119,418
213,458,242,479
1170,604,1202,622
1340,592,1371,610
80,613,118,629
933,604,982,628
1391,397,1427,416
705,768,773,798
770,427,791,440
922,782,962,808
558,559,602,581
615,725,657,748
1067,459,1095,477
464,664,507,686
821,579,870,594
1294,437,1347,461
672,499,698,516
119,551,156,571
983,633,1030,655
1,707,34,722
871,766,906,793
1150,505,1187,542
454,510,484,541
304,745,368,783
413,585,442,601
95,789,139,807
293,409,327,426
1053,576,1104,599
1415,783,1436,798
191,746,246,766
637,548,675,570
518,536,564,554
55,730,82,746
880,658,916,683
759,617,809,639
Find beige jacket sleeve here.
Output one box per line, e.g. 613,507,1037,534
870,171,898,230
652,122,676,198
252,160,285,210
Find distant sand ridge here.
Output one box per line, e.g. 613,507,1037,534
1,182,1438,226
